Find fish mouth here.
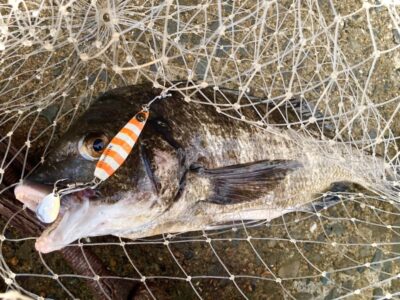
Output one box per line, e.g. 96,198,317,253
14,180,99,253
14,180,53,211
14,180,99,210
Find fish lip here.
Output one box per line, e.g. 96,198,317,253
14,180,99,213
14,180,53,211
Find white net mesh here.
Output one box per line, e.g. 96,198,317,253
0,0,400,299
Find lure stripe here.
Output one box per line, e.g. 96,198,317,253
115,132,135,147
102,148,125,165
95,110,149,181
103,155,120,170
125,123,142,137
129,118,145,130
109,144,129,160
96,160,114,177
120,127,138,141
94,168,110,181
110,137,132,154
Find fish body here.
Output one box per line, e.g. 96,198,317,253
14,83,386,253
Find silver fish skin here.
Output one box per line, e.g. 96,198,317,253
14,83,387,253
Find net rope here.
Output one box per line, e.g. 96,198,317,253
0,0,400,298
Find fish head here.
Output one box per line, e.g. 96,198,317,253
14,87,184,253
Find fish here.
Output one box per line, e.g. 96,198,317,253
14,82,387,253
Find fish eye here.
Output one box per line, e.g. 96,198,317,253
78,133,109,161
92,138,105,152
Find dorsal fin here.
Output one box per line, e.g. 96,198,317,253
282,98,336,138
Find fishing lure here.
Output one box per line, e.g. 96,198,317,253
36,191,61,223
95,109,149,180
36,92,171,223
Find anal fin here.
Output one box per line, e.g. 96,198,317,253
306,181,352,212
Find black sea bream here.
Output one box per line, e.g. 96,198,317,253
14,83,386,253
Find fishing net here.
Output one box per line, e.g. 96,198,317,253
0,0,399,298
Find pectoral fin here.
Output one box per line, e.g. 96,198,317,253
191,159,302,204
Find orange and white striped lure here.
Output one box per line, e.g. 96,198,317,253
94,109,149,181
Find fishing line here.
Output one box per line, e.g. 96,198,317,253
36,91,173,223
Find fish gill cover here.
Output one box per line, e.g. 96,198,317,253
0,0,399,299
